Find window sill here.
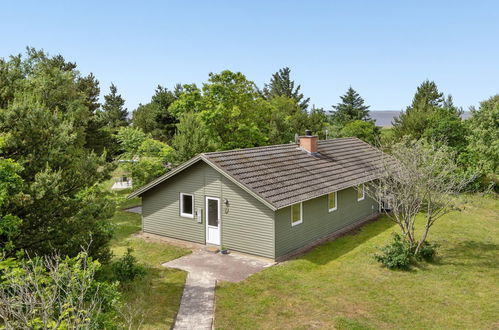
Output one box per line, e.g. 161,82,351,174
328,207,337,213
180,213,194,218
291,220,303,227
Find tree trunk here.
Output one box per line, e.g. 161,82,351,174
415,221,431,255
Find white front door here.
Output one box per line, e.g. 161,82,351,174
205,197,220,245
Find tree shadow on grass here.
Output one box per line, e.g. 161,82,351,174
299,217,396,266
431,240,499,269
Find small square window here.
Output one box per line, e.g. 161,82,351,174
357,184,365,201
328,191,337,212
180,193,194,218
291,203,303,226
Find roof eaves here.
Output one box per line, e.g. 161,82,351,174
127,154,278,211
273,174,379,210
127,155,203,199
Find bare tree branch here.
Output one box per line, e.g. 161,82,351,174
366,138,474,255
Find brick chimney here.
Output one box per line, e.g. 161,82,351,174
299,129,318,153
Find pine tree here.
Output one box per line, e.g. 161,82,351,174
0,49,115,260
408,80,444,109
131,85,179,142
331,87,371,125
262,67,310,110
393,80,447,140
101,83,128,128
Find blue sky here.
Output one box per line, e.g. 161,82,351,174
2,1,498,111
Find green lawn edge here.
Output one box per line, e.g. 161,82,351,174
110,189,191,329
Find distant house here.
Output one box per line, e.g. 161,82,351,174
111,176,133,190
129,132,382,260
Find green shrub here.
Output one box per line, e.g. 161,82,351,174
111,248,146,284
128,157,168,188
374,233,412,270
340,120,380,145
415,241,438,262
375,234,439,269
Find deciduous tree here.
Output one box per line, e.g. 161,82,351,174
267,96,309,144
423,97,468,153
171,112,214,163
366,139,472,256
340,120,380,145
116,127,173,187
307,106,329,138
200,70,271,149
466,95,499,175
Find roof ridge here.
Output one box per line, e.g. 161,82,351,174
203,137,361,156
202,142,294,156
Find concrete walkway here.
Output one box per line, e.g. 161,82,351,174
164,250,273,330
173,271,216,330
123,206,142,214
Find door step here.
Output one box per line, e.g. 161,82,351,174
205,246,220,253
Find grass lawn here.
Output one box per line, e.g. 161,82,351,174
109,189,191,329
215,194,499,329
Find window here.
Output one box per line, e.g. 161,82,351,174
291,202,303,226
328,191,337,212
180,193,194,218
357,184,365,201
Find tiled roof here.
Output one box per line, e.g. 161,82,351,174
129,137,383,210
202,138,382,209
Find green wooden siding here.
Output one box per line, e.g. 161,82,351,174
141,160,275,258
142,160,377,260
220,176,275,259
142,161,208,244
274,187,378,258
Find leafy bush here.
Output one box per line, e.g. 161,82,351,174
375,233,439,269
111,248,146,284
415,241,438,262
116,127,148,156
0,252,121,329
374,233,412,270
340,120,380,145
129,158,168,188
138,138,174,161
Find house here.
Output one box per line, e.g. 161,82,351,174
128,131,382,260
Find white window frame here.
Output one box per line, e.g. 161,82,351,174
291,202,303,227
180,193,194,218
357,184,365,201
328,191,337,212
